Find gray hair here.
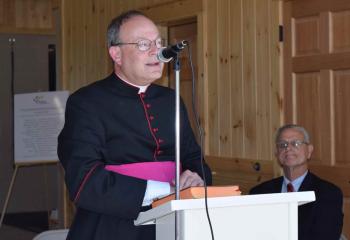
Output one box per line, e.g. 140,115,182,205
107,10,146,48
275,124,310,143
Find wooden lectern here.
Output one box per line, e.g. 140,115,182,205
135,191,315,240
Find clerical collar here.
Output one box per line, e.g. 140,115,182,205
116,74,149,93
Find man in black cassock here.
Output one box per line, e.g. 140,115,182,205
58,10,212,240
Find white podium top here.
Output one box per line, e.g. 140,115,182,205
135,191,315,226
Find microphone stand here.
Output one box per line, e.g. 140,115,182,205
174,54,181,240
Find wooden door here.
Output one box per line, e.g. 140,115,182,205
167,19,200,140
283,0,350,237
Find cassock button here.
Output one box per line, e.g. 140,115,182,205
158,139,164,143
146,103,151,108
149,115,154,120
153,128,158,132
157,150,163,155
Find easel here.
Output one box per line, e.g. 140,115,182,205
0,38,67,229
0,160,59,228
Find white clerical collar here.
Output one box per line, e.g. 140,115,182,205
116,74,149,94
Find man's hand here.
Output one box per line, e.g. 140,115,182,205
171,170,204,191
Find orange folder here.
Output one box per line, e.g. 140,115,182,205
152,185,241,208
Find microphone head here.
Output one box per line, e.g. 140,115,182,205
157,47,173,63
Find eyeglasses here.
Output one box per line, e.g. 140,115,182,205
276,140,308,150
111,38,164,51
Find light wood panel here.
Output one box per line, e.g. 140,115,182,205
217,0,231,156
0,0,55,34
204,0,281,161
332,11,350,53
205,0,219,156
334,70,350,165
285,1,350,166
242,0,257,159
206,156,274,195
230,0,244,157
284,0,350,237
294,71,331,164
256,0,273,160
294,15,320,56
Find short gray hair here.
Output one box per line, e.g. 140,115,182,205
275,124,310,143
107,10,146,48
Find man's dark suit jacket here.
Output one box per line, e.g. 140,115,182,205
250,171,343,240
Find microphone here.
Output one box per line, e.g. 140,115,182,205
157,40,188,62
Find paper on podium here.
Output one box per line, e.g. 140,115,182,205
152,185,241,208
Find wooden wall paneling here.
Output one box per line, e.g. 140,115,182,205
93,0,110,81
0,0,55,34
205,0,219,155
320,12,330,54
318,70,332,165
217,0,231,156
284,1,350,237
104,0,116,74
141,0,202,23
230,0,244,157
80,0,87,87
334,70,350,165
52,0,60,9
293,15,320,56
270,0,283,173
292,0,350,19
0,0,14,27
242,0,257,159
206,156,274,194
295,71,331,164
84,0,98,82
61,0,70,90
201,3,210,153
293,52,350,73
332,10,350,53
283,0,293,123
65,0,76,91
71,0,82,91
15,0,53,29
255,0,271,160
196,12,205,149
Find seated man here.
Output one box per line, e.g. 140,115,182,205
250,124,343,240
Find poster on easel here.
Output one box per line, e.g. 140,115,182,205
14,91,69,164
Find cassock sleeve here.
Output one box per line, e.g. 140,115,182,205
58,92,147,220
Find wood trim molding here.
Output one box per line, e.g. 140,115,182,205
292,52,350,73
0,27,56,35
140,0,202,23
205,155,275,194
